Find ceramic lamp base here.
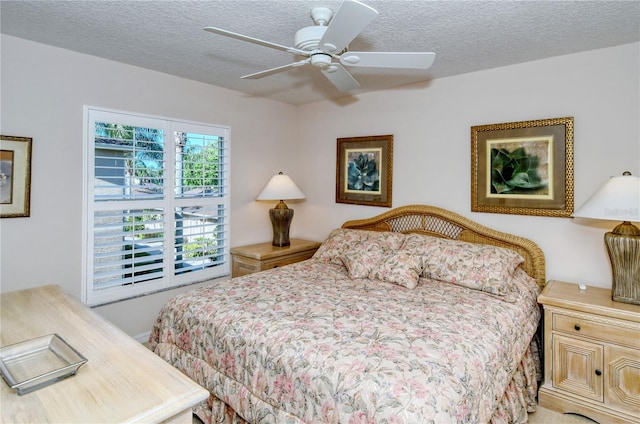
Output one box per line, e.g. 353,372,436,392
605,221,640,305
269,201,294,247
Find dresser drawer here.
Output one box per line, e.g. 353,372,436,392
553,312,640,349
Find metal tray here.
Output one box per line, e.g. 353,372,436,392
0,334,87,395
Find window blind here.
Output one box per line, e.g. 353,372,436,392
84,107,230,306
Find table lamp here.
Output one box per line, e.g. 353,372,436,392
573,171,640,304
256,172,306,247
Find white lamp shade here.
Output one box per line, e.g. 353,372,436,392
256,172,306,201
573,173,640,222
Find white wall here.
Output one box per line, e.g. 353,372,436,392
295,43,640,289
1,34,638,337
0,35,298,337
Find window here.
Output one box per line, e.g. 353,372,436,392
83,107,230,306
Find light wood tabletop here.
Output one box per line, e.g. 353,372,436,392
1,285,208,423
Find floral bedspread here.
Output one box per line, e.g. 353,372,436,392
150,259,541,424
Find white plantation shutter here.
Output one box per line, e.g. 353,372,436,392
83,107,230,306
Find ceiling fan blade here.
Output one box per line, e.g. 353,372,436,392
321,63,360,92
340,52,436,69
204,27,308,56
241,60,310,80
318,0,378,54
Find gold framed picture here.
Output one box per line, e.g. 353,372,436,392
0,135,32,218
471,117,574,217
336,135,393,207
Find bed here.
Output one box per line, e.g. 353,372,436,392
150,205,546,424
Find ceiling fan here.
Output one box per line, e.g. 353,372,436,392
204,0,436,92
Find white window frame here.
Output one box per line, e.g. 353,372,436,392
82,106,231,306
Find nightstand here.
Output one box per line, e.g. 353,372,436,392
537,280,640,423
230,238,321,277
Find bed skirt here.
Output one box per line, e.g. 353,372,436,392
179,338,541,424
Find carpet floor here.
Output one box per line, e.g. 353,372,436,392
528,406,598,423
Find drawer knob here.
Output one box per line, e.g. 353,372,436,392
595,369,602,376
574,324,581,331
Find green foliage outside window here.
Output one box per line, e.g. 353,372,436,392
183,237,218,261
123,214,162,239
181,142,220,189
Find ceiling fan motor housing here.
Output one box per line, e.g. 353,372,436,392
294,26,327,51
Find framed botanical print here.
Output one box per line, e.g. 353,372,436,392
471,117,574,217
336,135,393,207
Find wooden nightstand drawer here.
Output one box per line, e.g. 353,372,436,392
553,312,640,349
261,251,313,270
231,239,321,278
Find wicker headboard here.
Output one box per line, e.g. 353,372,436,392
342,204,546,287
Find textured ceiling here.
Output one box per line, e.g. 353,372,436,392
1,1,639,105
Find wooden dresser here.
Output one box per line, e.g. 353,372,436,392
230,238,321,277
538,280,640,423
1,285,208,423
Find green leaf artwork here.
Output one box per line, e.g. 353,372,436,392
347,153,380,191
490,147,546,194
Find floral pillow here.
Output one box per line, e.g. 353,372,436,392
312,228,367,265
369,251,424,289
482,267,541,303
401,233,524,296
313,229,406,265
341,242,386,279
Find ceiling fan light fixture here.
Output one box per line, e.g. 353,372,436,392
310,54,332,69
